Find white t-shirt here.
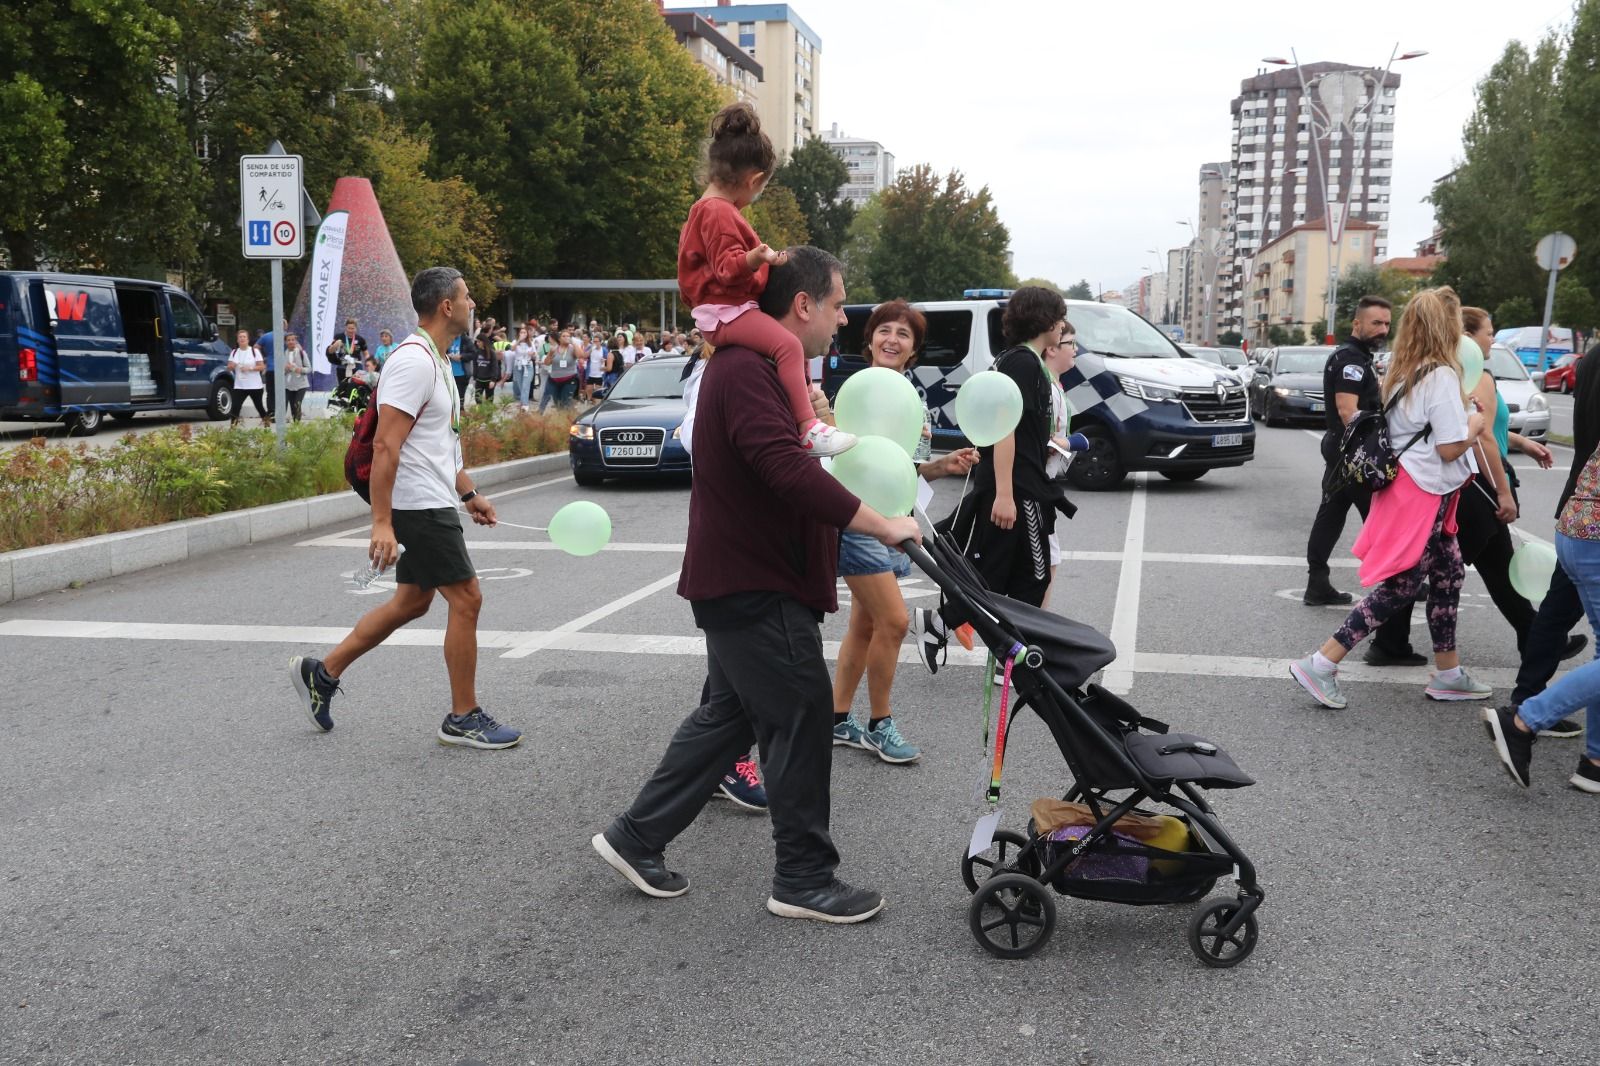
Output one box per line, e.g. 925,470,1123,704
1390,365,1471,496
512,341,533,368
621,345,637,367
229,347,263,390
680,358,706,458
588,348,605,378
376,334,462,511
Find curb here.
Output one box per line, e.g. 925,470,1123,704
0,451,570,606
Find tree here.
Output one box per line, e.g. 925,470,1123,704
744,184,809,253
1218,330,1244,348
1065,279,1094,300
771,137,854,253
840,194,882,304
1536,0,1600,301
1555,275,1600,332
1312,319,1328,342
364,119,506,305
1016,277,1063,294
1431,37,1561,313
865,165,1013,302
1494,295,1538,327
0,0,200,272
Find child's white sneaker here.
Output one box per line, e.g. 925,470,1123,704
802,422,857,457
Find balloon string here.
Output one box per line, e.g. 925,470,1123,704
458,508,548,533
959,465,978,556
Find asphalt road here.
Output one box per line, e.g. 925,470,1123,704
0,412,227,450
2,427,1597,1066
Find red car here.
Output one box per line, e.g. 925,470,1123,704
1543,352,1582,393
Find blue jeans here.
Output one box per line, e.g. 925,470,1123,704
513,363,535,404
1518,532,1600,760
539,377,577,413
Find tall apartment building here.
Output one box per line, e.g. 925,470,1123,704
667,3,822,153
663,11,764,105
822,123,895,206
1183,163,1230,345
1223,63,1400,334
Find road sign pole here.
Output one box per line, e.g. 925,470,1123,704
1536,264,1560,375
271,259,287,443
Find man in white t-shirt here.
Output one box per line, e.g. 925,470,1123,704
290,267,522,751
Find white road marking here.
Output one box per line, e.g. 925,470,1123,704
0,618,1536,688
1102,473,1147,695
296,475,573,547
1302,430,1323,442
498,570,683,658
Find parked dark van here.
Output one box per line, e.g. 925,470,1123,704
0,271,234,434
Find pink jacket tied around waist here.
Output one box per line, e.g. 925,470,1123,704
1352,465,1461,587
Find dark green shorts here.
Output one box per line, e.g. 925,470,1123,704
392,508,476,589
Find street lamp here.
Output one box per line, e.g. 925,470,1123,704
1261,46,1426,342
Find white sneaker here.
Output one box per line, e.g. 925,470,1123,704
907,608,947,676
802,422,857,457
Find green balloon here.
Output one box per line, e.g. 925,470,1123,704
1508,540,1556,603
828,434,919,517
1458,335,1485,393
955,370,1024,447
548,500,612,557
834,366,925,457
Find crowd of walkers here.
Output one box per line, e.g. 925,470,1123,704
1288,284,1600,795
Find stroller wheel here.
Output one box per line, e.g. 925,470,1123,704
968,873,1056,960
1187,898,1259,968
961,829,1038,893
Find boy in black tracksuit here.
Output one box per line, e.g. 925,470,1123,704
944,287,1068,607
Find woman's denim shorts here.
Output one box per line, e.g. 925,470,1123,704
838,530,911,578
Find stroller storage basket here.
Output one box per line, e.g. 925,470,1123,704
1036,820,1234,905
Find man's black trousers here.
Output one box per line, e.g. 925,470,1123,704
606,596,839,894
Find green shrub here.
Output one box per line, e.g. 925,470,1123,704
0,407,574,553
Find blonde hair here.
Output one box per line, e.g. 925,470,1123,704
1383,287,1465,404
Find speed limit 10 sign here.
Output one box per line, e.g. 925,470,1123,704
240,154,305,259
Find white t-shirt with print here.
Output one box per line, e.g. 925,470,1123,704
229,347,263,390
1390,365,1472,496
376,334,462,511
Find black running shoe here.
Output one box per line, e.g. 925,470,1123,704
1560,634,1589,662
767,878,884,924
592,832,689,898
1363,644,1429,667
908,608,947,676
289,655,339,732
1303,581,1354,606
1571,758,1600,794
1483,705,1534,788
1539,717,1585,739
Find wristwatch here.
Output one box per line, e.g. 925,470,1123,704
459,490,479,504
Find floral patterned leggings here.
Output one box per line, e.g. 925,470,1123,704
1334,499,1465,654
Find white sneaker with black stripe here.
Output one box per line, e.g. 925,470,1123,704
907,607,947,676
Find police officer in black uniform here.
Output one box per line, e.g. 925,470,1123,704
1301,295,1426,665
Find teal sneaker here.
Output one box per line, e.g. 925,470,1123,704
1289,655,1347,709
832,716,867,748
862,717,922,764
1425,670,1493,702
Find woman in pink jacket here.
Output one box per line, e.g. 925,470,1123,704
1290,288,1491,709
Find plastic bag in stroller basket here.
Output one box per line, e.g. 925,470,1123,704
1032,801,1234,904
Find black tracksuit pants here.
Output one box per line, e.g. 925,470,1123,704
606,596,839,894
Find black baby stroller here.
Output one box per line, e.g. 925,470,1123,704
902,532,1265,967
327,371,374,416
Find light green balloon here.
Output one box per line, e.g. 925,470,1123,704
955,370,1024,447
1458,335,1485,393
1508,540,1557,603
834,367,925,457
828,434,918,517
548,500,612,557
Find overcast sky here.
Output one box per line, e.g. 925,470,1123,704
793,0,1578,295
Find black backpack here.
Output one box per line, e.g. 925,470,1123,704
1326,385,1431,497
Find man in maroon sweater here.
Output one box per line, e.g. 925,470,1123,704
593,247,921,924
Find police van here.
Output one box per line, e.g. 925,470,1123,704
822,291,1255,490
0,271,235,434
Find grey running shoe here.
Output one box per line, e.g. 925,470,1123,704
1289,655,1347,709
1424,670,1493,702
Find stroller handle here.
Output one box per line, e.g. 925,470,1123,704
899,538,1026,657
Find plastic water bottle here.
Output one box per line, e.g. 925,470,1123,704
352,545,404,589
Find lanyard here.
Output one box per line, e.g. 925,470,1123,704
980,642,1025,804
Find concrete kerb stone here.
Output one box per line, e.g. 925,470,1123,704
0,451,572,606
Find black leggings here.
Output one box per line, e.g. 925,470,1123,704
233,388,267,420
285,388,306,422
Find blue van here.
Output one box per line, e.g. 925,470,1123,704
822,295,1254,490
0,271,235,434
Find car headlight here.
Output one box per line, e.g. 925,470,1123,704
569,423,595,440
671,423,683,440
1116,375,1181,402
1273,387,1299,398
1526,392,1549,413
